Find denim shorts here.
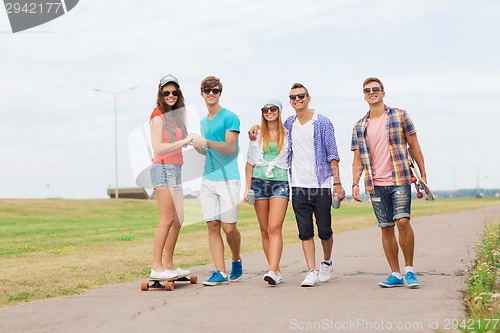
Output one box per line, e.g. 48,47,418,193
291,187,333,241
370,185,411,228
251,178,290,201
150,163,182,190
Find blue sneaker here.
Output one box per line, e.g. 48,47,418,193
405,272,420,289
203,270,228,286
230,259,243,282
379,275,404,288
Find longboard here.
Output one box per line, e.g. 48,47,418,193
140,275,198,291
408,149,434,200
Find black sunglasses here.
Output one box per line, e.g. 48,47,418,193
202,88,221,95
162,90,179,97
363,87,382,94
289,93,307,100
261,106,279,114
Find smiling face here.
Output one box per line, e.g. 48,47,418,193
363,81,385,106
261,104,280,122
289,87,310,111
161,83,179,108
200,86,221,106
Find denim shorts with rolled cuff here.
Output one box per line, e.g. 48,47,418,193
251,177,290,201
291,187,333,241
370,185,411,228
150,163,182,190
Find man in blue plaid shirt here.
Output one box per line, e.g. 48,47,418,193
284,83,345,287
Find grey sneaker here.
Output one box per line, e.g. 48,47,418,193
150,269,177,280
264,271,283,285
301,270,319,287
167,267,190,277
319,260,332,282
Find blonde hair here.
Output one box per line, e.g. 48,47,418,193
259,108,285,153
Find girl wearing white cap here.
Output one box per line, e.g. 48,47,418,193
148,74,193,280
245,99,289,285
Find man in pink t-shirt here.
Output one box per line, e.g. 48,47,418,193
351,77,428,289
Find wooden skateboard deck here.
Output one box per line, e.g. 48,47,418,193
408,149,434,200
140,275,198,291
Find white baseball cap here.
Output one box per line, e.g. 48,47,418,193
159,74,179,87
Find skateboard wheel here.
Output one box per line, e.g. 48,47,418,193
411,176,417,183
166,281,174,291
140,282,149,291
416,192,423,199
190,276,198,284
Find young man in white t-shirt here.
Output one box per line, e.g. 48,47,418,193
283,83,345,287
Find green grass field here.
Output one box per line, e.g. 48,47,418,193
1,197,499,309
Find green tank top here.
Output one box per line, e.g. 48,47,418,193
252,142,288,181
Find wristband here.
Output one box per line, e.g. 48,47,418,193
333,182,342,186
352,184,359,188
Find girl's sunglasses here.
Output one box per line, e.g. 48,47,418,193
261,106,279,114
162,90,179,97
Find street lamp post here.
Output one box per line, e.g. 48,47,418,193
93,87,137,199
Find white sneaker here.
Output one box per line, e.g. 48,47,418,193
169,267,190,277
264,271,284,285
150,269,178,280
319,261,332,282
301,270,319,287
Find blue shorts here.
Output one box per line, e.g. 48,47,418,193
291,187,333,241
370,185,411,228
150,164,182,190
251,178,290,200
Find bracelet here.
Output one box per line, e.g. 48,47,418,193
333,182,342,186
205,140,210,149
352,184,359,188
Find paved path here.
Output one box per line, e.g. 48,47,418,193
1,206,499,333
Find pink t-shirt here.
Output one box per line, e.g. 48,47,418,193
150,108,183,165
366,115,393,186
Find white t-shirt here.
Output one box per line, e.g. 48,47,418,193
291,113,330,188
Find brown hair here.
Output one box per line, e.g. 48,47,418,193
200,76,223,92
290,82,309,96
259,106,286,153
155,82,188,142
362,77,384,92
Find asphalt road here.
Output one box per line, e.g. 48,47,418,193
1,206,499,333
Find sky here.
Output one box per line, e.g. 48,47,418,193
1,0,499,199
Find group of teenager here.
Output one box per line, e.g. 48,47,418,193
147,74,427,289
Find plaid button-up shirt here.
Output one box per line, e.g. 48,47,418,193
284,111,340,187
351,105,416,194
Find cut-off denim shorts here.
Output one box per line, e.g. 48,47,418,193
251,177,290,201
370,185,411,228
150,163,182,190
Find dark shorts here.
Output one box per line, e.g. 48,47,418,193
370,185,411,228
291,187,333,241
251,178,290,200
